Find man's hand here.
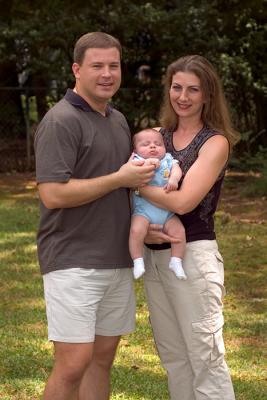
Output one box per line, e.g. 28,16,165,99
144,224,181,244
117,156,156,188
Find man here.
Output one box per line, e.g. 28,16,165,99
34,32,156,400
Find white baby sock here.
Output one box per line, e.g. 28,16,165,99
133,258,145,279
169,257,187,280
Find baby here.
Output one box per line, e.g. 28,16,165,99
129,128,187,280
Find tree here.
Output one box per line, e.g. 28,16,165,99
0,0,266,156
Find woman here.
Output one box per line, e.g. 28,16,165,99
140,55,239,400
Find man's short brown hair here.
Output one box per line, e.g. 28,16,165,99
74,32,122,65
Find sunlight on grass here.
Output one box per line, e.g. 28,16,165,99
0,232,36,243
0,379,44,400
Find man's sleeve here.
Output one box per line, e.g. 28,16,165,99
34,118,80,184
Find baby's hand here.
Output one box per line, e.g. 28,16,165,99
145,158,160,169
164,177,178,193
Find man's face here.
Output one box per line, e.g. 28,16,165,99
72,47,121,110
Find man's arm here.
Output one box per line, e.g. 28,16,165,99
38,159,156,209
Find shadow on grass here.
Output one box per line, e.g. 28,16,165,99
1,355,169,400
2,353,265,400
225,271,266,314
0,199,38,234
232,377,267,400
112,365,169,399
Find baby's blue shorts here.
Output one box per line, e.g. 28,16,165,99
132,194,174,225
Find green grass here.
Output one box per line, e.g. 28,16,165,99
0,176,266,399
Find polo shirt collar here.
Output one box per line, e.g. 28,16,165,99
64,88,113,116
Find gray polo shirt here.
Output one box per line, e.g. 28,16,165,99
34,89,132,275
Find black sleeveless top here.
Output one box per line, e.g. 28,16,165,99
147,125,228,249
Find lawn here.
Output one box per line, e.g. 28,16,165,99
0,172,266,400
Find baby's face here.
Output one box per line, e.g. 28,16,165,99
134,130,166,159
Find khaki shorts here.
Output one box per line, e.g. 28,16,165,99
43,267,136,343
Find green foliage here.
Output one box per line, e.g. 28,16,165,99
229,145,267,197
0,0,266,148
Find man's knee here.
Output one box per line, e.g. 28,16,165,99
92,336,120,370
54,342,93,383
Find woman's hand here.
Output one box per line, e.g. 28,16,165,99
144,224,181,244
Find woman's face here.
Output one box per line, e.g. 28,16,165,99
169,71,205,121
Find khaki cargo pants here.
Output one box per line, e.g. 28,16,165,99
144,240,235,400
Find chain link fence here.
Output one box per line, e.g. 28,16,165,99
0,87,61,172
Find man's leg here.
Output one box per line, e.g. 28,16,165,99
79,335,120,400
42,268,113,400
43,342,93,400
79,267,135,399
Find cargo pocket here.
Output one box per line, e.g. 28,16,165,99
192,314,225,368
201,250,226,313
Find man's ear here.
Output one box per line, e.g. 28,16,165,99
72,63,80,79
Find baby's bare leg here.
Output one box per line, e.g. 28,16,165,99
129,215,150,259
164,216,186,258
164,216,187,280
129,215,150,279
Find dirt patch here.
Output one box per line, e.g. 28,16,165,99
0,172,36,198
218,171,267,224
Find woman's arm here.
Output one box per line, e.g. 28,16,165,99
145,224,182,244
140,135,229,215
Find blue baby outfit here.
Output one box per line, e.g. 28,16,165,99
132,153,177,225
